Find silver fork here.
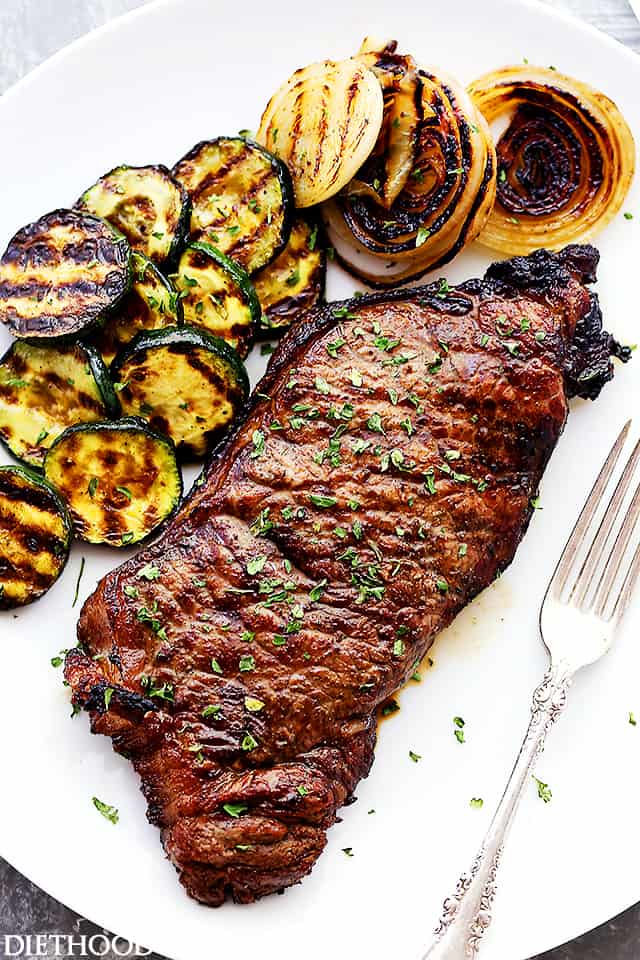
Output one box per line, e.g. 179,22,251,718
422,420,640,960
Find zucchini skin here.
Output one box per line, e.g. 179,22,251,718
77,164,192,269
44,417,183,548
110,324,249,459
0,464,73,610
172,136,294,274
83,342,121,419
0,209,132,342
91,251,183,366
0,339,120,468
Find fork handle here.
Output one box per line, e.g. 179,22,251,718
421,662,573,960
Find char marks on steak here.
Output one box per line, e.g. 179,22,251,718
65,245,625,905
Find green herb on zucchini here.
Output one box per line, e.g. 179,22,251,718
111,325,249,459
0,465,72,609
43,417,182,547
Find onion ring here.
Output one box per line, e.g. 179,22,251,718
321,40,497,287
468,65,635,254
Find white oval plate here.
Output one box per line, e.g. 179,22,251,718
0,1,638,958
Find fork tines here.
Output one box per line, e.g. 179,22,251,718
551,420,640,622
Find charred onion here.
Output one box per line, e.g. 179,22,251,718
468,65,635,254
321,39,497,287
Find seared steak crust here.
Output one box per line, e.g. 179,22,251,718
65,245,623,905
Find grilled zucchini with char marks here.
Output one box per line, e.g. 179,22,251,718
0,465,72,609
77,164,191,267
91,252,183,365
172,137,294,274
0,209,131,341
111,325,249,459
174,242,259,358
44,418,182,547
0,340,119,468
253,217,326,334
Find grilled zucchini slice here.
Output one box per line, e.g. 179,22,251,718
174,242,259,358
253,217,325,334
91,252,183,365
44,418,182,547
0,340,120,468
172,137,294,274
77,164,191,267
0,465,72,609
111,325,249,459
0,209,131,341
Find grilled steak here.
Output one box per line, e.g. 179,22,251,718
65,245,627,905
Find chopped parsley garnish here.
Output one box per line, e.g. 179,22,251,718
249,429,265,458
87,477,99,498
202,704,222,719
222,802,248,818
92,797,119,824
244,697,265,713
630,711,637,726
211,658,223,674
239,655,256,672
409,750,421,763
241,732,259,751
342,847,354,857
367,412,385,434
380,699,400,717
415,227,431,247
393,638,405,657
309,578,328,601
72,557,86,608
470,797,484,809
138,563,161,581
104,687,114,711
326,338,346,358
246,555,267,575
436,578,449,593
309,494,336,509
453,716,465,743
533,776,552,803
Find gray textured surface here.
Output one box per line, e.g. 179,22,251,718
0,0,639,957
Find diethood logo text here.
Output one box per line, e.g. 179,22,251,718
0,935,152,957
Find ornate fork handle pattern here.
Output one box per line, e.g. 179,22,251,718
423,662,573,960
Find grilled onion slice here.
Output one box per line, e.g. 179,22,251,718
468,65,636,254
321,41,497,286
257,58,384,208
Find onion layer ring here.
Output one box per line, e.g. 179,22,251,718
321,41,497,287
468,65,635,254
